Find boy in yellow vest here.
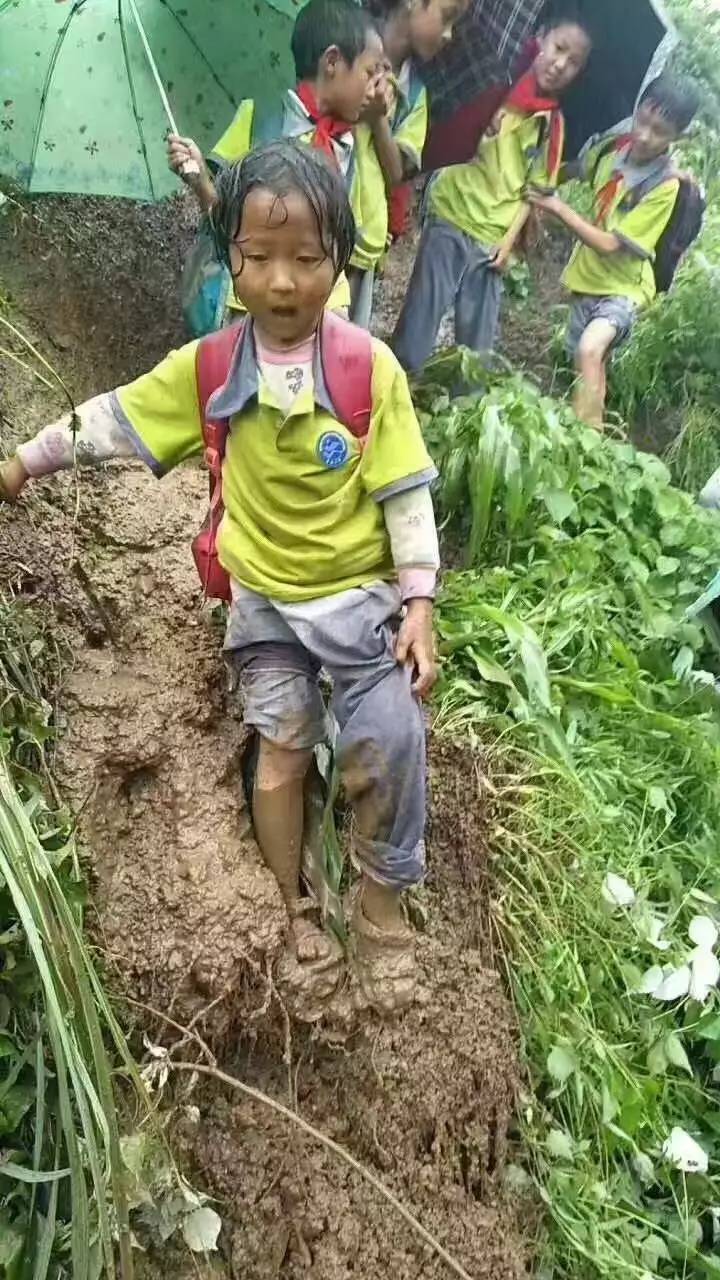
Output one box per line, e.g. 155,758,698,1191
529,74,701,426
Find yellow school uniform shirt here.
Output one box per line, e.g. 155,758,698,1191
429,107,555,247
111,327,436,602
563,149,680,308
209,95,350,313
350,63,429,272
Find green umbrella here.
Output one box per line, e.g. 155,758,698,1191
0,0,297,200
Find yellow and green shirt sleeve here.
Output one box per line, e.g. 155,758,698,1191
111,341,204,475
209,99,256,168
361,340,437,500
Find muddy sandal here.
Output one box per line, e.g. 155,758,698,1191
276,898,345,1023
351,893,416,1016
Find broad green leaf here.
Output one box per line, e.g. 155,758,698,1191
542,487,577,524
546,1045,577,1084
545,1129,574,1160
664,1032,693,1076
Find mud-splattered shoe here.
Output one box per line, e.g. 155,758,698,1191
350,893,416,1016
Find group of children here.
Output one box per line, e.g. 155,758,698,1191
0,1,704,1019
172,0,700,427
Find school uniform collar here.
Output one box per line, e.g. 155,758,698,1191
613,141,673,192
206,319,337,420
285,89,354,144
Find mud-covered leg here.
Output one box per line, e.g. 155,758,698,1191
335,666,427,1016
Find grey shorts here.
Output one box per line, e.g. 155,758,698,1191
566,294,637,358
223,581,428,889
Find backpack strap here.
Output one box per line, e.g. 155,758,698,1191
318,310,373,440
195,320,247,485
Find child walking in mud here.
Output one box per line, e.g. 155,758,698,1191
0,142,439,1019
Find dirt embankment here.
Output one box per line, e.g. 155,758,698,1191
0,194,526,1279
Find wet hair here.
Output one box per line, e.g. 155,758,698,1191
291,0,378,79
212,140,356,280
639,73,701,135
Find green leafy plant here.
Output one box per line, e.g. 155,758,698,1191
423,348,720,1280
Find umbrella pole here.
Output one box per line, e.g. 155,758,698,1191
124,0,200,176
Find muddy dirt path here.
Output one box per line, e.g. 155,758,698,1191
1,195,526,1280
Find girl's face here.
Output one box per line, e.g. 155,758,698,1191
320,31,384,122
408,0,468,62
230,187,337,348
533,23,591,96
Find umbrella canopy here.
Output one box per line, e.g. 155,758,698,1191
0,0,296,200
422,0,672,167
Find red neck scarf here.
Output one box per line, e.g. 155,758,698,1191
505,70,565,182
295,82,350,163
596,134,633,225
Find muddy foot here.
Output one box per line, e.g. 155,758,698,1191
275,900,345,1023
351,894,416,1017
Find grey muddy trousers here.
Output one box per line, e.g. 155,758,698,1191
392,215,504,372
224,581,426,891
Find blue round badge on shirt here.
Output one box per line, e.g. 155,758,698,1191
317,431,350,470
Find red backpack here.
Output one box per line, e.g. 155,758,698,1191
191,311,373,602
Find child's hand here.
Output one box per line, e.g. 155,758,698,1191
488,242,512,273
167,133,205,183
526,185,562,214
0,456,28,503
395,598,437,700
360,68,394,123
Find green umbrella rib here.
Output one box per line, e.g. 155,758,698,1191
28,0,87,187
157,0,236,108
117,0,156,201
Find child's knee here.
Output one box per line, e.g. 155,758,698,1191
576,321,616,371
256,737,313,790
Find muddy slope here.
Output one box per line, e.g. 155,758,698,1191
1,194,525,1279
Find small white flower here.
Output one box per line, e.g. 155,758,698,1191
689,915,719,950
652,964,691,1002
637,965,665,995
637,912,671,951
689,947,720,1003
602,873,636,909
662,1127,708,1174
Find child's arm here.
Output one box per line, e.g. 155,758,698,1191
167,134,218,213
489,202,533,272
527,189,623,255
0,395,140,502
382,486,439,698
1,344,205,503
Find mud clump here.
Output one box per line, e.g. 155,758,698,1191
1,193,526,1279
